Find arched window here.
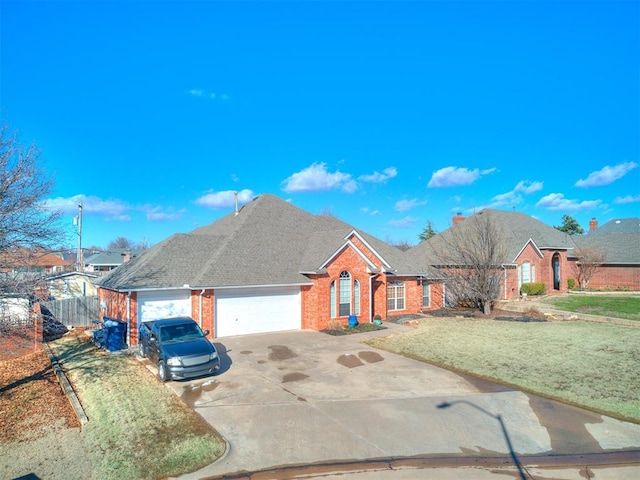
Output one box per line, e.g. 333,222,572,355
354,279,360,315
387,281,405,311
339,271,351,316
330,280,336,318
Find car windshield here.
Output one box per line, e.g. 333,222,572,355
159,323,204,342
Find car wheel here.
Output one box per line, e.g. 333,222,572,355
158,361,169,382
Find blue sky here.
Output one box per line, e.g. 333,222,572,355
2,0,638,249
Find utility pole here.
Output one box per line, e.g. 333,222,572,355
76,203,83,272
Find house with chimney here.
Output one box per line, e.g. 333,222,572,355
97,194,640,346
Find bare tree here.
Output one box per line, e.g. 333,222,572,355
107,237,136,250
572,245,606,289
0,125,62,296
385,236,413,251
429,211,507,314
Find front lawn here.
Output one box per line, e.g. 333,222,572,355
537,294,640,321
365,318,640,423
48,330,226,480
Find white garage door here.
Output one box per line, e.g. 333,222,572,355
215,286,301,337
137,290,191,324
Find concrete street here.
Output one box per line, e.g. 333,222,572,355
162,322,640,479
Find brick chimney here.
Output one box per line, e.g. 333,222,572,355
452,212,465,225
122,250,131,263
589,217,598,232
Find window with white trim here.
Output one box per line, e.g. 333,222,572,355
339,271,351,316
422,283,431,308
354,279,360,315
521,261,531,284
387,281,405,311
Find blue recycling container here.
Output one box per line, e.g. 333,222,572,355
348,315,358,328
104,317,127,351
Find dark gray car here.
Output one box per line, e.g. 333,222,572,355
139,317,221,381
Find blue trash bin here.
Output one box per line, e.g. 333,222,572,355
103,317,126,351
348,315,358,328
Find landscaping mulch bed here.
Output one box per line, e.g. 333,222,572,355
321,322,387,336
388,308,548,323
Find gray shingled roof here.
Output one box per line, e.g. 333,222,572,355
410,209,576,264
572,233,640,264
97,194,443,291
97,198,638,292
590,218,640,234
84,249,143,267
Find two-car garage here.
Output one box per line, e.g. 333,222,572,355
214,286,301,337
137,286,301,338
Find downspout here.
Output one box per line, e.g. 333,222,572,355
503,266,507,300
126,291,132,347
199,289,205,328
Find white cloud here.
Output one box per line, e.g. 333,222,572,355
195,189,255,209
575,161,638,187
42,194,131,221
281,162,356,193
141,205,185,221
188,89,230,101
514,180,543,194
387,216,416,228
395,198,427,212
536,193,601,211
361,207,380,216
489,180,544,208
614,194,640,204
427,166,496,187
359,167,398,183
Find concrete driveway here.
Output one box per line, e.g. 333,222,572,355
166,323,640,479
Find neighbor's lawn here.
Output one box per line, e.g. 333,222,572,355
537,294,640,321
49,332,225,480
366,319,640,423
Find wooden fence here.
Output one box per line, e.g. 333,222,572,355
42,296,100,327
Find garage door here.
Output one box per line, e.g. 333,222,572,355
137,290,191,324
215,286,301,337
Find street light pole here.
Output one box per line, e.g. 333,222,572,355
76,203,83,272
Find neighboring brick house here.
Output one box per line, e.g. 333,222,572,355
97,194,446,346
569,217,640,290
411,209,576,302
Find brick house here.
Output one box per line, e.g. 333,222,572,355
97,195,640,347
411,209,576,303
97,194,446,346
569,217,640,290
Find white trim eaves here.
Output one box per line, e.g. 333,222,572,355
209,282,311,290
513,238,544,262
318,238,379,272
343,230,393,270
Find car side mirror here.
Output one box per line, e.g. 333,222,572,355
149,335,157,343
203,329,210,337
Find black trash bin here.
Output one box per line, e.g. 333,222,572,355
103,317,127,352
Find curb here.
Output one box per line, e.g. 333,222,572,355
43,342,89,426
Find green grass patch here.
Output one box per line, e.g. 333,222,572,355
537,294,640,321
365,319,640,423
49,333,225,480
